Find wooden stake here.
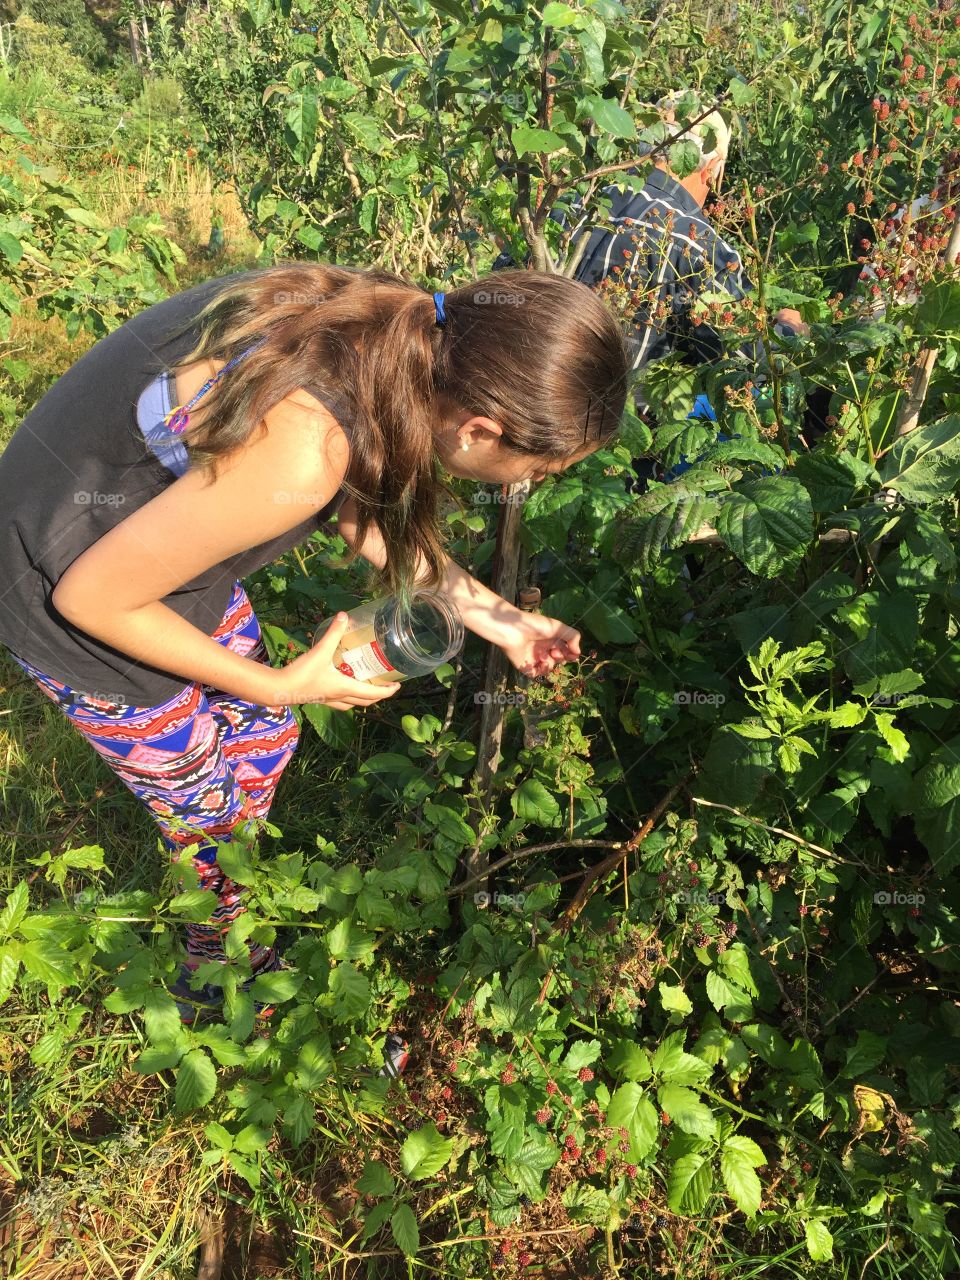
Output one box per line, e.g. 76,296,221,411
458,480,530,901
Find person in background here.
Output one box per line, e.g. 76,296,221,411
493,91,807,488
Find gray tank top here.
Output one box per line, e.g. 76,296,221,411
0,270,354,705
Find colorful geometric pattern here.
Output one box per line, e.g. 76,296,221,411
9,579,298,972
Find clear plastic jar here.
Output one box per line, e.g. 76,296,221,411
313,589,465,686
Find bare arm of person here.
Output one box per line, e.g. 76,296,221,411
51,393,399,709
334,496,580,674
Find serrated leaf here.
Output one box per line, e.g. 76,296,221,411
134,1044,183,1073
720,1142,762,1216
283,1093,315,1145
144,987,183,1047
400,1123,454,1180
167,889,218,922
327,962,369,1019
614,484,718,571
250,968,303,1005
301,701,355,749
511,779,562,825
880,415,960,503
607,1083,660,1160
715,477,813,576
666,1152,714,1213
295,1033,332,1089
0,882,28,937
175,1049,217,1112
658,1084,717,1138
804,1218,834,1260
357,1159,395,1197
659,982,693,1016
0,232,22,265
391,1202,420,1256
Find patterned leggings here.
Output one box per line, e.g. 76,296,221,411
8,580,299,974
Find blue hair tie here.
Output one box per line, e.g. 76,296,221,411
433,290,447,327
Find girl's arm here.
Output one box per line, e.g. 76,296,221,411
51,394,366,705
334,497,581,675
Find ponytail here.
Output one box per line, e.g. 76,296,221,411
162,261,628,598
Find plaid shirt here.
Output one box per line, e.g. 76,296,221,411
493,167,758,383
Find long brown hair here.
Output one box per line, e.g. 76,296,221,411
163,261,629,598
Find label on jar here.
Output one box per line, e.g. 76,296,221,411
338,637,397,682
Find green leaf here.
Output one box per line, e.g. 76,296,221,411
357,1159,395,1197
916,280,960,336
511,125,567,156
0,882,28,937
283,1093,315,1145
133,1044,183,1073
606,1083,660,1160
295,1033,333,1089
804,1219,834,1261
585,95,636,138
666,1152,714,1214
19,940,77,987
511,779,562,825
715,477,813,576
658,1084,717,1139
326,918,375,962
63,206,107,230
0,114,33,142
705,971,754,1021
167,889,218,922
175,1049,217,1112
0,232,22,265
792,450,874,512
542,2,581,26
720,1139,763,1216
391,1202,420,1256
668,138,701,178
250,968,304,1005
400,1123,454,1180
843,591,918,685
613,483,717,572
327,962,370,1020
718,944,758,996
503,1131,560,1201
880,415,960,503
284,91,319,154
659,982,693,1016
0,945,21,1005
144,987,183,1048
840,1030,886,1079
301,702,355,750
729,79,756,107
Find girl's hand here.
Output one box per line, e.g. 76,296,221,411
498,613,582,677
271,614,401,709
